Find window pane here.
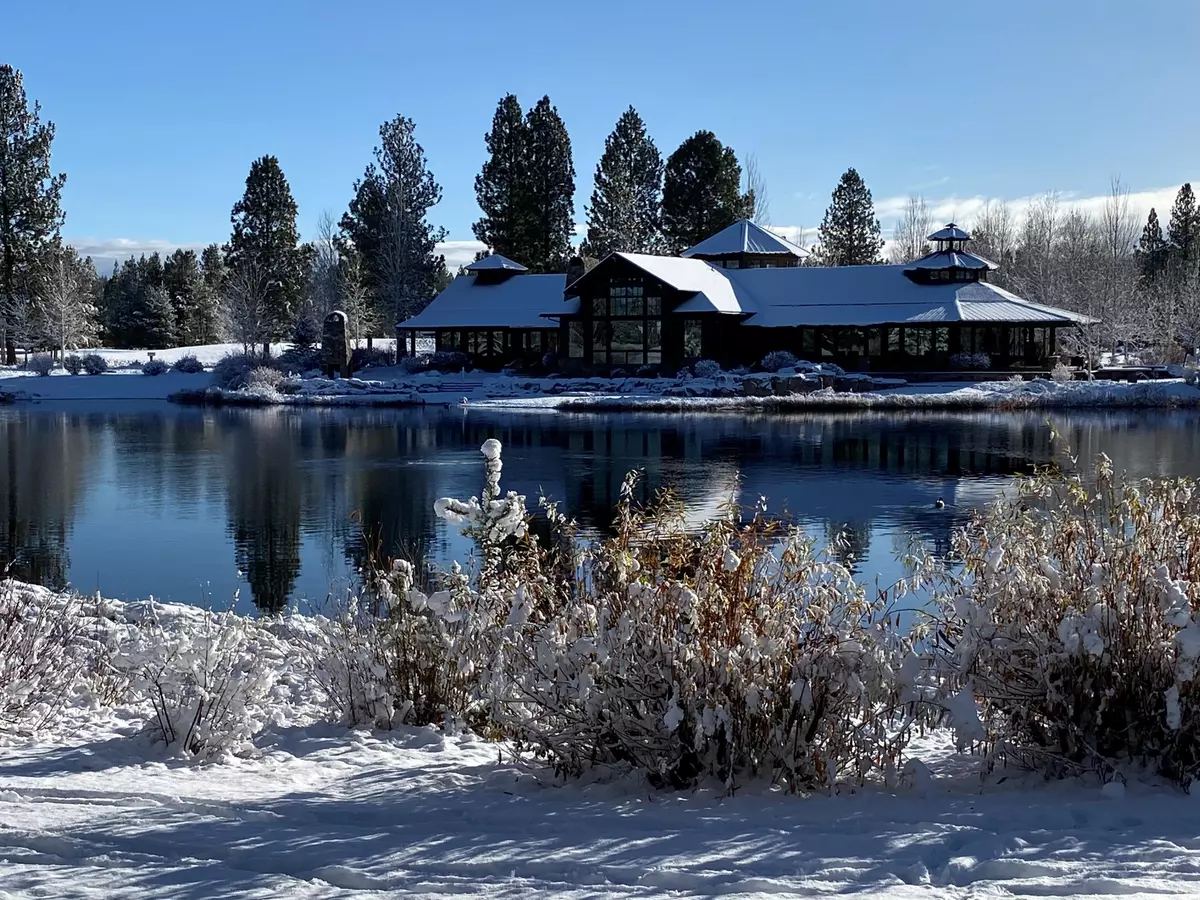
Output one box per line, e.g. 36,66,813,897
647,296,661,315
530,332,541,352
612,320,644,358
569,322,585,358
684,320,702,357
592,297,606,316
627,296,643,316
868,328,882,356
546,331,558,352
647,319,662,352
647,351,662,364
888,327,901,353
592,320,610,351
934,327,949,353
801,328,816,355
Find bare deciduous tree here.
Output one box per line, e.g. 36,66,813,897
223,261,269,356
743,153,770,226
34,246,96,360
888,195,932,263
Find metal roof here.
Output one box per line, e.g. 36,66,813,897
905,250,997,271
681,219,809,259
928,223,971,242
397,273,566,330
464,254,528,272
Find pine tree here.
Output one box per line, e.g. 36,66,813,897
815,168,884,266
582,106,664,259
0,65,66,363
1167,184,1200,268
340,115,448,326
195,244,226,344
661,131,749,253
226,155,307,356
523,96,575,273
163,248,204,344
1136,208,1170,284
473,94,530,262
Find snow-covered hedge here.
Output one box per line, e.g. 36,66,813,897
64,354,84,375
760,350,799,372
28,353,55,376
82,353,108,376
949,352,991,370
142,359,169,376
172,354,205,374
693,359,721,379
935,454,1200,786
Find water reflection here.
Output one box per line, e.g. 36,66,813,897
2,403,1199,611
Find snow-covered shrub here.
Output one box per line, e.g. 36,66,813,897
63,354,83,375
245,366,285,393
635,364,659,378
610,367,628,378
172,354,205,374
114,606,284,758
761,350,799,372
730,365,751,376
211,352,256,390
694,359,721,379
82,353,108,376
933,455,1200,786
142,359,169,376
426,442,927,792
275,346,320,374
429,350,471,373
28,353,54,376
0,581,102,731
1008,374,1025,385
540,350,558,372
399,355,429,375
1051,361,1073,383
351,346,393,370
1185,365,1200,387
949,352,991,370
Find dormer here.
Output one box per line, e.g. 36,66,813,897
465,253,528,285
903,223,996,284
681,219,808,269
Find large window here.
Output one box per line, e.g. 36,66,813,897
592,280,663,365
568,322,585,358
683,319,702,358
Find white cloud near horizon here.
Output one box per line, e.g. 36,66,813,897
70,236,490,272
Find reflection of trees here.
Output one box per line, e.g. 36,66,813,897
0,411,95,589
824,520,871,574
224,410,302,613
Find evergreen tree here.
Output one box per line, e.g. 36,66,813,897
582,106,664,259
661,131,749,253
0,65,66,363
340,115,448,326
523,96,575,273
226,155,307,355
141,284,177,349
163,248,204,344
473,94,530,261
1136,208,1170,284
195,243,226,344
1167,183,1200,269
815,168,884,266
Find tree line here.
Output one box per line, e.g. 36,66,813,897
3,59,1196,363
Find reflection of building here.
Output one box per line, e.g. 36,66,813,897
399,222,1093,372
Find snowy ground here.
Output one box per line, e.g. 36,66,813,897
1,583,1199,899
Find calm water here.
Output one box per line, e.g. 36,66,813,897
4,402,1200,613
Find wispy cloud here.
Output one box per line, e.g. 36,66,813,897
70,236,490,273
873,182,1195,231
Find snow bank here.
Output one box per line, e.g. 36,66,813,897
0,370,210,402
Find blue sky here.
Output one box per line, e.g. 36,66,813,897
4,0,1197,269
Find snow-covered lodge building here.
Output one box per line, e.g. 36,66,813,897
397,221,1093,373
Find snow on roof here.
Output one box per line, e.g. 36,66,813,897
727,266,1094,327
609,253,751,314
928,223,971,242
398,273,566,330
906,250,997,271
681,219,809,259
464,254,528,273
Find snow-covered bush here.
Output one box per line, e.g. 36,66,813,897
172,354,205,374
1186,364,1200,387
399,355,428,375
114,605,283,758
761,350,799,372
1051,361,1073,383
693,359,721,379
1008,374,1025,385
142,358,169,376
949,352,991,370
610,367,628,378
0,581,105,731
933,455,1200,786
28,353,54,376
429,350,471,373
212,352,256,390
292,315,321,352
275,346,320,374
82,353,108,376
635,364,658,378
63,354,83,375
245,366,285,393
422,441,928,792
540,350,558,372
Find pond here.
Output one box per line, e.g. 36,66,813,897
3,402,1200,613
